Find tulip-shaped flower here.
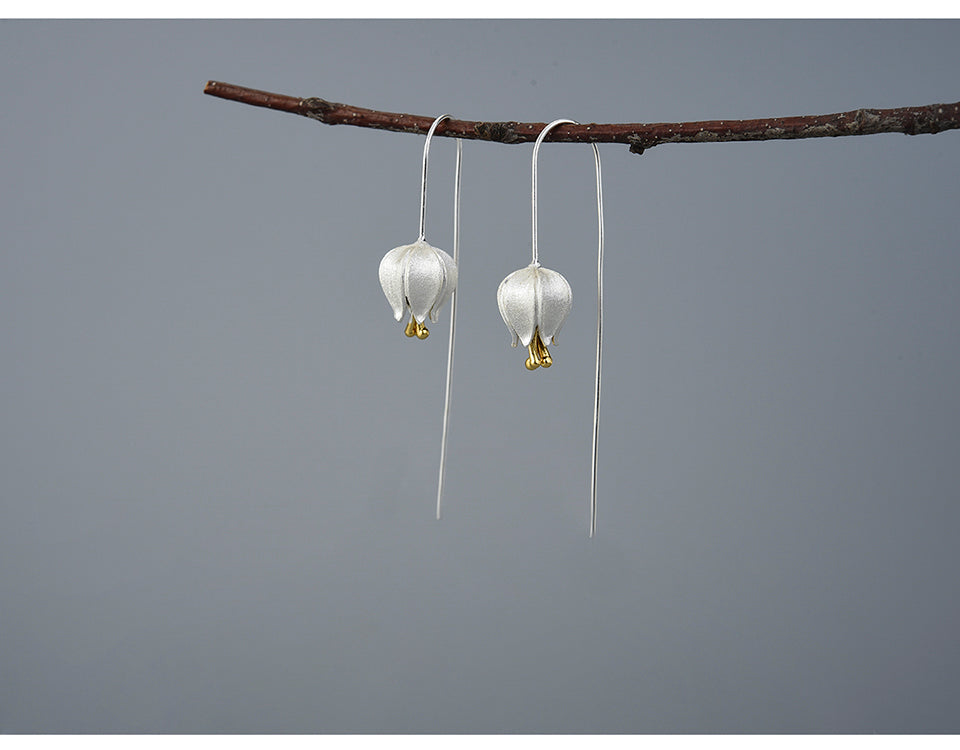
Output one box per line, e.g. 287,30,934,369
497,262,572,370
379,238,458,340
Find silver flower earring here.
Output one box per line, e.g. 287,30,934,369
497,119,605,536
379,115,459,340
378,115,463,520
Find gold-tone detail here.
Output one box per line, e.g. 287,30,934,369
524,329,552,371
404,313,429,340
537,336,552,368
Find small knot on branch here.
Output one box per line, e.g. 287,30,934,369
473,121,521,143
899,107,939,136
628,136,651,155
300,97,337,121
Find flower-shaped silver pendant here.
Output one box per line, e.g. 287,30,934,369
497,262,572,370
379,238,458,340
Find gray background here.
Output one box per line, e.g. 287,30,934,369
1,20,959,734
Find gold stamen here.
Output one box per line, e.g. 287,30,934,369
404,313,429,339
524,329,553,370
404,315,417,337
535,335,552,368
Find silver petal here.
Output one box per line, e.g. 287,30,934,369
428,245,458,322
497,265,539,347
534,267,573,345
379,244,412,321
404,240,448,324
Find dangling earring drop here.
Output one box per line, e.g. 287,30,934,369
377,115,464,520
496,119,605,536
497,120,576,371
379,115,459,341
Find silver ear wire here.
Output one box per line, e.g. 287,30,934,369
419,114,465,521
378,114,463,520
436,136,462,521
588,135,604,539
514,118,605,537
419,114,451,241
531,119,576,266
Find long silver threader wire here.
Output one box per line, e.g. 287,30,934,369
417,113,460,519
589,141,603,538
531,119,605,537
437,137,462,520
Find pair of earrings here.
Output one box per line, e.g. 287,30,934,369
378,116,605,536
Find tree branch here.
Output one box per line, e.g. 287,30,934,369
203,80,960,154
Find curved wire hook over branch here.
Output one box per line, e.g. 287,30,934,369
531,119,606,537
419,114,452,241
531,119,577,266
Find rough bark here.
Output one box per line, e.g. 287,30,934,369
203,80,960,154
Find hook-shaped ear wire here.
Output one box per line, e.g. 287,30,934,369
418,114,452,242
588,135,604,539
377,115,464,521
537,119,606,538
498,118,605,537
420,114,465,521
531,118,577,266
436,136,463,521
